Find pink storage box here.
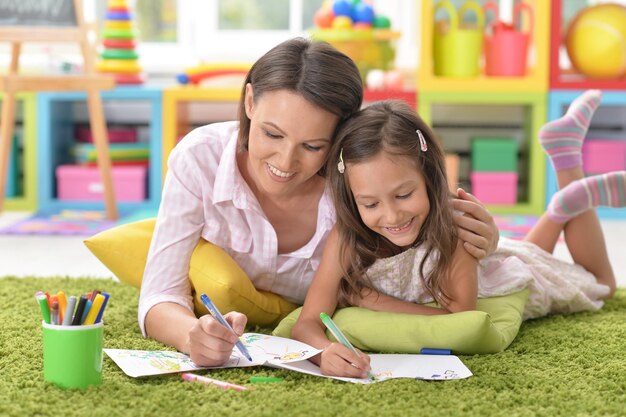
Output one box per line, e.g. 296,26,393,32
56,164,147,202
75,126,138,143
470,172,518,205
583,140,626,174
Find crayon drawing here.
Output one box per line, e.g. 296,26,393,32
105,334,473,383
104,349,206,377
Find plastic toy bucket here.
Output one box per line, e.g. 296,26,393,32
433,0,484,78
484,1,533,77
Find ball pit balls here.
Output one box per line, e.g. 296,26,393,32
353,22,373,31
332,15,353,30
332,0,353,18
314,8,335,29
565,4,626,79
373,15,391,29
353,3,374,24
366,69,386,90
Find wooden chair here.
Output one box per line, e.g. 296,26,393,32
0,0,118,219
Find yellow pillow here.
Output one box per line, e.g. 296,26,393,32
84,219,297,327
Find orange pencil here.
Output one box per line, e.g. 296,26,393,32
56,291,68,324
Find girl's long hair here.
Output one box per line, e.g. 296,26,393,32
328,100,458,305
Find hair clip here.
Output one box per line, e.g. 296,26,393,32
417,129,428,152
337,148,345,174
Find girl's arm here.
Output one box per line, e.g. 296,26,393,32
439,240,479,313
292,227,371,378
353,241,478,315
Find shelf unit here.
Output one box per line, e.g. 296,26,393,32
1,92,37,211
549,1,626,90
546,90,626,219
418,0,550,93
418,91,547,215
36,85,162,213
162,86,240,174
363,89,417,109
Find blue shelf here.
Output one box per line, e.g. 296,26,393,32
546,90,626,219
36,85,163,213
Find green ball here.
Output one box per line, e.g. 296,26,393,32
373,15,391,29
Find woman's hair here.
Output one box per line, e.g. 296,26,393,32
237,37,363,174
328,100,458,305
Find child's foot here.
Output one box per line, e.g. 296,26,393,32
548,171,626,223
539,90,602,171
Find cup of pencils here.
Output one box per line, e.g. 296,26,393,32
35,290,109,389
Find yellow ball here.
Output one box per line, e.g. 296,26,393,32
565,4,626,79
332,16,353,30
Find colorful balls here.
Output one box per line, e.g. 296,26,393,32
366,69,386,90
384,70,404,90
353,3,374,24
565,4,626,79
332,0,353,18
373,15,391,29
332,16,353,30
314,8,335,28
353,22,373,31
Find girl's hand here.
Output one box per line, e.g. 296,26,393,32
187,311,247,366
319,343,371,378
452,188,499,259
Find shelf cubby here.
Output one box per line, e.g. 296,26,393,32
36,85,163,213
418,0,550,93
418,91,547,214
549,1,626,90
162,86,240,175
1,92,38,211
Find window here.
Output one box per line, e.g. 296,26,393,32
0,1,416,75
55,0,416,75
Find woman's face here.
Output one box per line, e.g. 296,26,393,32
244,85,340,198
347,151,430,248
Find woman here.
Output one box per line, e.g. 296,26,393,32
139,38,500,366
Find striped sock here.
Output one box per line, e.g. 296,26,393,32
548,171,626,223
539,89,602,171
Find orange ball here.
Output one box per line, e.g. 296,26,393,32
314,8,335,29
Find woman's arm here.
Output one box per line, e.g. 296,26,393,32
292,228,371,378
141,131,245,366
452,188,499,259
351,290,450,315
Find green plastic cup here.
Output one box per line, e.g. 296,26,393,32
42,321,103,389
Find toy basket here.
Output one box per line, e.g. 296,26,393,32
311,29,400,78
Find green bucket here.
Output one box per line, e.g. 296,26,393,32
42,321,103,389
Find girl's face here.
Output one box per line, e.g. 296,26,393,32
244,85,340,198
347,151,430,248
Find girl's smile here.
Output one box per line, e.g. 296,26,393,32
347,151,430,248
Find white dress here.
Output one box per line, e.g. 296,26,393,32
365,237,611,320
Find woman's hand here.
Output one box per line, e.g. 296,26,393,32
319,343,371,378
187,311,247,367
452,188,499,260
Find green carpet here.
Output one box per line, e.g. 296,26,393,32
1,277,625,417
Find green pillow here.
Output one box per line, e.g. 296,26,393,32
272,289,529,354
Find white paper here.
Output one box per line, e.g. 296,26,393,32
105,333,472,382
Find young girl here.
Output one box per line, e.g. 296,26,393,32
292,92,622,379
